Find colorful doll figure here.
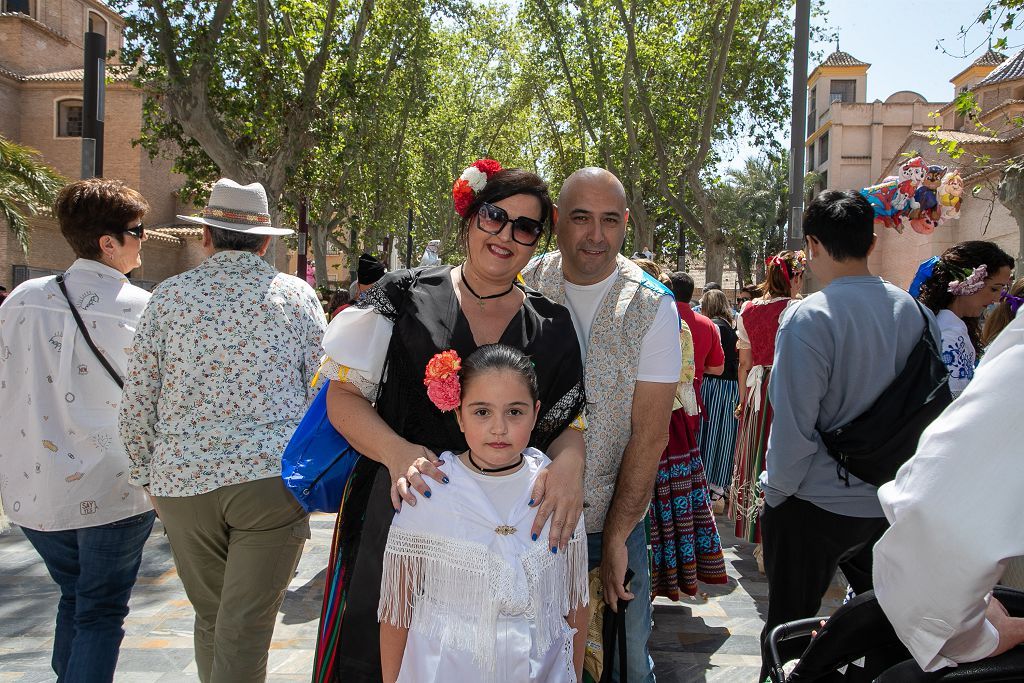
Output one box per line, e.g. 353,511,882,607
939,171,964,221
892,157,928,216
860,178,902,230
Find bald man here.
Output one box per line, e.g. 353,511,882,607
522,168,680,683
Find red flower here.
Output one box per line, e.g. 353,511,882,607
424,350,462,411
426,375,461,412
453,178,474,218
472,158,502,179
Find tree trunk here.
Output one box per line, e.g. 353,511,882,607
704,233,727,284
676,226,686,271
997,165,1024,261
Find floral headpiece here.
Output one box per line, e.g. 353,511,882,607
948,264,988,296
1001,289,1024,316
452,159,503,219
765,251,806,286
424,350,462,412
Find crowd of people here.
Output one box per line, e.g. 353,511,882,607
0,163,1022,683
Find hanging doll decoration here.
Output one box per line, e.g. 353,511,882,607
859,157,962,235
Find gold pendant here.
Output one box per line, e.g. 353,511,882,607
477,299,486,311
494,525,517,536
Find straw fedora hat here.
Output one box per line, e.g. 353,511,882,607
177,178,293,236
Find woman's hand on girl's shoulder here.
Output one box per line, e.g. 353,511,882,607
529,448,585,552
389,444,449,512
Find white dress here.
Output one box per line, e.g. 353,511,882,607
378,448,588,683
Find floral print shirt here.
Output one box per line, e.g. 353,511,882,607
120,250,327,497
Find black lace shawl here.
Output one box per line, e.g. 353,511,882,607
356,264,585,453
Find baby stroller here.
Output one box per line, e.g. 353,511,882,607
765,588,1024,682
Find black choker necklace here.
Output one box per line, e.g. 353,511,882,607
461,271,514,309
467,450,524,474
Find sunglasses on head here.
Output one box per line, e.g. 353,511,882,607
118,222,145,239
476,203,544,247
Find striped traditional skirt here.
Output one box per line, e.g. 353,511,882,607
696,375,740,493
728,365,774,543
649,408,728,600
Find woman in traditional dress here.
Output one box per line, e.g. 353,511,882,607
729,250,805,557
695,289,740,510
911,241,1014,398
312,160,587,683
632,261,727,600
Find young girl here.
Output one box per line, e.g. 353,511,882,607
378,344,588,683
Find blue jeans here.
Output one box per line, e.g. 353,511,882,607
587,522,656,683
21,511,156,683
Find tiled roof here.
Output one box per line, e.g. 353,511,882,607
910,130,1008,144
21,68,131,82
144,229,184,245
972,48,1008,68
152,225,204,238
977,47,1024,87
817,50,869,68
0,66,132,83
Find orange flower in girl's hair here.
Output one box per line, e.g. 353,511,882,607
425,350,461,381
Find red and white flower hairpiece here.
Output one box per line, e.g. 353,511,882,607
452,159,503,218
424,350,462,412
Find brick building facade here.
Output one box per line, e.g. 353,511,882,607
0,0,206,291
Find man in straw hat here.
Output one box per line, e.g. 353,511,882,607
120,178,327,681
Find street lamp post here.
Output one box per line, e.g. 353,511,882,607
81,31,106,179
787,0,811,251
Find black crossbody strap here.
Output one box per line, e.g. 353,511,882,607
56,274,124,389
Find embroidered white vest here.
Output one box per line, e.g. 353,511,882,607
521,253,667,533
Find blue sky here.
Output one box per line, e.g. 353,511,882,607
720,0,1024,170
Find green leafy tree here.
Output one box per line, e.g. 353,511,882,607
0,136,65,253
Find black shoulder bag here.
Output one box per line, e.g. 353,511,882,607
56,274,124,389
819,301,952,487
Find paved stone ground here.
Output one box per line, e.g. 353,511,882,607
0,513,844,682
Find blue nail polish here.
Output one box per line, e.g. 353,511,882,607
442,476,450,484
394,508,400,515
532,533,538,542
528,498,535,506
551,546,558,554
423,490,431,499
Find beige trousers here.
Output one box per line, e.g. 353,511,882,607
155,476,310,683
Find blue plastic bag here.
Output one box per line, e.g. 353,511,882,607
281,383,361,513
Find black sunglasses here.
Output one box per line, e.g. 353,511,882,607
118,222,145,239
476,203,544,246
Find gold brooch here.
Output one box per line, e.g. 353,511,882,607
494,525,517,536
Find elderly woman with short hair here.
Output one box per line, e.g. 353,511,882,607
0,178,155,683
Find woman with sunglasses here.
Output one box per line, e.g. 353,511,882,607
312,160,587,683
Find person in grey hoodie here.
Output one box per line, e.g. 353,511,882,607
757,189,941,681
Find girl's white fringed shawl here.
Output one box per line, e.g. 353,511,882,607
377,448,589,674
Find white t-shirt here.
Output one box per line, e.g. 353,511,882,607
562,270,681,383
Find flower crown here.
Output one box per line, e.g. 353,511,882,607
947,264,988,296
764,251,806,286
424,350,462,412
452,159,503,218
